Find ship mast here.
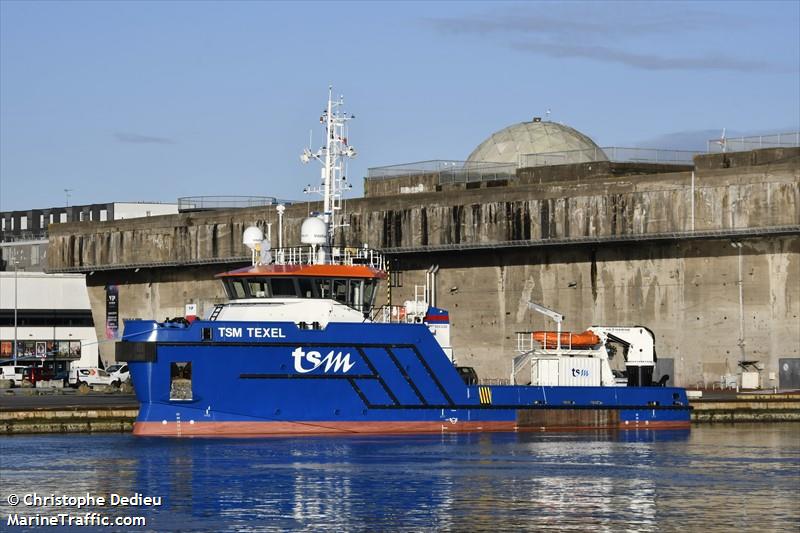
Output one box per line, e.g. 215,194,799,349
301,86,356,257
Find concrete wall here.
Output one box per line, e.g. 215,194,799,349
47,148,800,383
47,155,798,268
363,161,694,198
84,266,227,364
388,237,799,388
78,234,799,387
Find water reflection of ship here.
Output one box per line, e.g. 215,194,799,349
124,431,689,530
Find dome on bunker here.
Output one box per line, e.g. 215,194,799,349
467,118,607,165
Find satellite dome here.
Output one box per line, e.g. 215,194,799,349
467,118,607,165
242,226,264,250
300,217,327,245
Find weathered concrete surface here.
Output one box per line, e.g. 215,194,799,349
48,148,799,268
365,161,697,199
391,237,799,386
691,395,800,423
0,407,137,434
46,149,800,384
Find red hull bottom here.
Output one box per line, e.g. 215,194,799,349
133,419,690,437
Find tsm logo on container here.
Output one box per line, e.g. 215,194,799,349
291,348,355,374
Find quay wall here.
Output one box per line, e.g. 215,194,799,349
47,149,800,386
0,406,136,434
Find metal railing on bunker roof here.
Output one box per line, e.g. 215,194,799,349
706,132,800,154
366,160,517,183
178,196,295,213
519,147,700,168
366,148,698,186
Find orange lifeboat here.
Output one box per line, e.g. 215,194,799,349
532,331,600,348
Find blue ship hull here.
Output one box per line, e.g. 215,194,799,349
117,319,692,437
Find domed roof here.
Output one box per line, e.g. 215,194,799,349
467,119,607,164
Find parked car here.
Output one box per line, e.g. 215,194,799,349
69,367,116,388
0,365,25,387
22,366,55,386
52,368,71,387
105,363,130,384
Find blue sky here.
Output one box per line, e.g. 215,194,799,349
1,0,798,211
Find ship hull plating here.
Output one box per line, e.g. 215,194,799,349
119,319,692,437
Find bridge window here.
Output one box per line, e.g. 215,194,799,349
248,279,269,298
222,276,378,311
225,279,246,299
332,279,348,304
349,280,363,309
271,278,298,297
364,280,377,309
298,278,314,298
316,279,332,299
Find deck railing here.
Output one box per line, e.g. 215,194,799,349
255,245,387,271
706,132,800,153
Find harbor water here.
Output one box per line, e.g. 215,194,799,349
1,424,798,532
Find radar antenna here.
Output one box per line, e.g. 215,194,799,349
300,86,357,257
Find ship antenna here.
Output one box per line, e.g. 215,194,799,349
300,85,357,261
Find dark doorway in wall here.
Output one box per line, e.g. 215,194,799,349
170,362,193,401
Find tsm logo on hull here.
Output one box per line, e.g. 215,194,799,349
291,348,355,374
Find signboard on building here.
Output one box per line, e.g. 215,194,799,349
106,284,119,339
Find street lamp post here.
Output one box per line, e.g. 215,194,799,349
13,256,18,364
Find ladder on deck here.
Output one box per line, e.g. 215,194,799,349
208,305,223,321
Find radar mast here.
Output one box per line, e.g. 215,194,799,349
301,86,356,259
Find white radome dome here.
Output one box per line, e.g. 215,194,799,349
300,217,327,245
242,226,264,250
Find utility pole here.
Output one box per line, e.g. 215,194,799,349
13,253,18,364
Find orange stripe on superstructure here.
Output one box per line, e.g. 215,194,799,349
217,264,386,279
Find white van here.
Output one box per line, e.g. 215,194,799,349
105,363,130,384
0,365,25,386
69,367,116,388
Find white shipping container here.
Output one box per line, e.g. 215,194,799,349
531,358,560,386
558,357,602,386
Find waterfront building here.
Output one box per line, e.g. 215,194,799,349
0,271,98,371
0,201,178,370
